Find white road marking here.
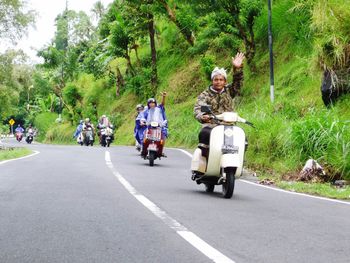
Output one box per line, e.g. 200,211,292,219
0,150,40,166
178,149,350,206
105,151,236,263
240,179,350,206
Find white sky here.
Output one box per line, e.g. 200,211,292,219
3,0,114,63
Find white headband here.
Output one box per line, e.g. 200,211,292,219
211,67,227,80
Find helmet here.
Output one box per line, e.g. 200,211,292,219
147,98,157,107
79,120,83,124
101,114,106,118
136,104,144,111
85,118,90,122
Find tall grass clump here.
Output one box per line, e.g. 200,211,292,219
310,0,350,69
33,112,58,141
290,110,350,180
45,122,75,144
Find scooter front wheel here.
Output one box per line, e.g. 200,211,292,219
222,167,236,199
149,151,156,166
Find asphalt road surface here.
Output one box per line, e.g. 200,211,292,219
0,140,349,263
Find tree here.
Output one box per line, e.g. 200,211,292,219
0,50,30,118
91,1,106,22
156,0,196,46
185,0,262,67
0,0,35,43
123,0,158,93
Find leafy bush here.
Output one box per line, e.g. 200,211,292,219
200,55,216,80
63,84,81,107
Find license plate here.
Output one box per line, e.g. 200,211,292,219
148,144,157,151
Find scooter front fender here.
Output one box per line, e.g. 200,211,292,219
220,154,239,167
220,154,242,177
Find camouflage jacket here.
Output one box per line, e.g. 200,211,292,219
194,68,243,128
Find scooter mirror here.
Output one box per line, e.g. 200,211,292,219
201,105,212,113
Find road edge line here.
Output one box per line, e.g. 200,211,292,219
0,150,40,166
177,149,350,206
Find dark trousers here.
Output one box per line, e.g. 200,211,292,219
198,126,212,157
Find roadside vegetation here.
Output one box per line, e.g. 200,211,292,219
1,0,349,198
0,147,32,162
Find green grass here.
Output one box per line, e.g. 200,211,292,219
0,147,32,161
277,181,350,200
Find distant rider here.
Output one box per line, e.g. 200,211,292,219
15,124,24,134
191,52,245,180
73,120,84,138
134,104,146,151
97,115,114,143
82,118,95,141
26,124,34,136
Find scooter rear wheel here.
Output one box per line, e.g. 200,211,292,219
222,167,236,199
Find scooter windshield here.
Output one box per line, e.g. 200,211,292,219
147,107,165,127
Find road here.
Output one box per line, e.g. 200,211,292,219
0,140,349,263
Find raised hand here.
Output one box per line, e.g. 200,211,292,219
232,52,245,68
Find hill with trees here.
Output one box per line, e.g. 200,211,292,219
1,0,349,191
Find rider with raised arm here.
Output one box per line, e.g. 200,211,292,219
140,92,168,157
192,52,245,180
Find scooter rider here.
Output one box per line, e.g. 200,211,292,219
73,120,84,138
15,124,24,133
134,104,146,151
82,118,95,140
140,92,168,157
97,115,114,143
192,52,245,180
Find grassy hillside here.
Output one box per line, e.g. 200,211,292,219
40,0,350,185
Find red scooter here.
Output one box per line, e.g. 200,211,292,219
141,122,165,166
16,132,23,142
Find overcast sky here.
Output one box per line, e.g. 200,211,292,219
6,0,114,63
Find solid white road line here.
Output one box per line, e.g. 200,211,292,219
240,179,350,206
178,149,350,206
0,150,40,166
105,151,236,263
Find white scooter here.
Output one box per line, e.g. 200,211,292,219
191,106,254,198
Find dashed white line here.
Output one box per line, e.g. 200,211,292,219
178,149,350,206
105,151,236,263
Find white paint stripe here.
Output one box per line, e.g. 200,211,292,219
240,179,350,206
177,148,193,158
177,149,350,206
0,150,40,165
105,151,236,263
178,231,235,263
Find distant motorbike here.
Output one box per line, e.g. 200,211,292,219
100,126,114,147
141,121,165,166
25,133,34,144
191,106,254,198
16,132,23,142
83,127,94,146
77,132,84,146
